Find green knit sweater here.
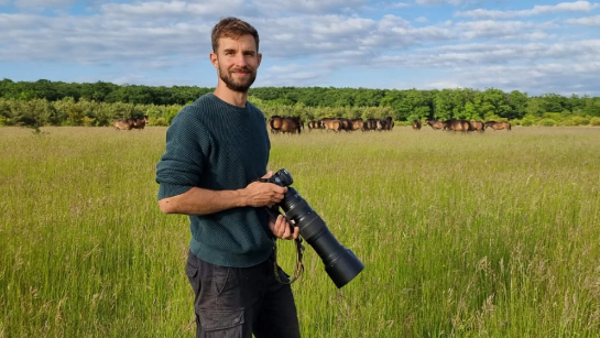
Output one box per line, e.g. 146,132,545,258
156,93,274,268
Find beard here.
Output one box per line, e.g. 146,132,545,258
218,66,257,93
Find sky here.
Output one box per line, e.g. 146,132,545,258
1,0,599,96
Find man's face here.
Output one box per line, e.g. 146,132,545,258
211,35,261,93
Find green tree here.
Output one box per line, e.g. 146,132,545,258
463,101,479,120
583,97,600,117
478,88,511,119
506,90,528,119
433,89,454,120
66,103,85,126
540,93,569,113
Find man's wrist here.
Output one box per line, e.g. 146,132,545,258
234,188,249,207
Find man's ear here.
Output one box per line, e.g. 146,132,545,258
257,53,262,68
210,52,218,69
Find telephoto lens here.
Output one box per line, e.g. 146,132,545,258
269,169,364,288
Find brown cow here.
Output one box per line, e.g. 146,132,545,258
383,116,394,131
318,118,332,130
350,118,363,131
412,120,422,130
113,119,134,130
363,118,393,131
425,119,448,130
296,116,305,131
362,118,377,131
338,118,352,131
323,119,342,132
132,116,148,130
485,121,512,131
268,116,284,134
470,120,485,133
269,116,302,134
445,119,471,133
281,117,302,134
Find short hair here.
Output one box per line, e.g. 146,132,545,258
211,17,260,53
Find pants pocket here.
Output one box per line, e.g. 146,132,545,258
198,309,245,338
185,254,200,296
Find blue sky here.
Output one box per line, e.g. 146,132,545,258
1,0,599,96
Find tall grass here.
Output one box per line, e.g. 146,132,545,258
1,127,599,337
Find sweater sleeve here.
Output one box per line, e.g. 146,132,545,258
155,107,210,200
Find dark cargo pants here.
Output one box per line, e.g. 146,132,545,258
185,251,301,338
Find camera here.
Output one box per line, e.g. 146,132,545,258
264,169,364,288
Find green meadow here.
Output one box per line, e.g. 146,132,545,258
1,126,599,337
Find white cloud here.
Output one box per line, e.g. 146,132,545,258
373,14,455,46
1,0,599,95
13,0,78,10
455,20,547,39
99,0,251,19
378,14,411,30
111,73,148,85
311,16,375,36
0,12,210,64
458,62,600,95
566,15,600,26
457,1,598,19
251,0,368,15
398,59,600,96
416,0,464,5
389,2,410,8
374,40,600,71
0,11,552,68
100,1,189,16
415,0,485,5
259,63,324,87
422,79,463,90
537,1,598,14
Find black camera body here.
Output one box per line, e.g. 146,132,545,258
265,169,364,288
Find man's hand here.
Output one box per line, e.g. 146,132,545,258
242,171,288,207
270,214,300,240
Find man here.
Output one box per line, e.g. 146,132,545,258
156,17,301,338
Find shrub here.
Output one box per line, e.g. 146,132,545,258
145,106,163,119
0,115,10,126
149,117,168,126
558,119,577,126
82,116,96,127
590,117,600,126
520,119,534,126
164,106,183,125
538,119,557,127
542,113,563,122
572,116,590,126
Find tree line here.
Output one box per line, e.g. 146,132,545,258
1,78,600,128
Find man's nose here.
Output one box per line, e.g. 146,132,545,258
234,54,248,67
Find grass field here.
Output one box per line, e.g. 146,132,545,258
1,126,599,337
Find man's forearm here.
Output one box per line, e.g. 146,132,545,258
158,187,249,215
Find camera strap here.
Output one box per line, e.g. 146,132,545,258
273,236,305,285
262,202,305,284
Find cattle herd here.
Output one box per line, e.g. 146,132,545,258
267,116,511,134
113,116,148,130
421,119,511,132
268,116,395,134
111,115,511,133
